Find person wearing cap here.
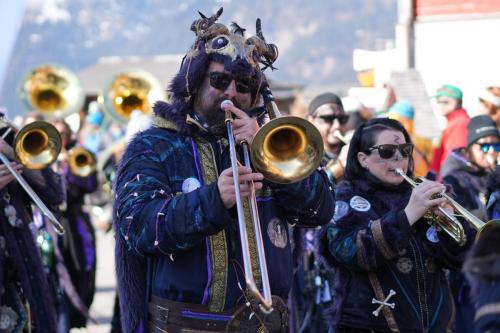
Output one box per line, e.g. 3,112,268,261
79,106,105,154
441,115,500,333
113,8,333,332
429,84,470,176
387,101,430,177
478,87,500,128
308,92,349,183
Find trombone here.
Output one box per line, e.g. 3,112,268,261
222,87,323,312
395,168,500,245
0,117,65,234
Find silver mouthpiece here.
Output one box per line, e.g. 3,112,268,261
221,100,234,110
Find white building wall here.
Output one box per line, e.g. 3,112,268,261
414,16,500,116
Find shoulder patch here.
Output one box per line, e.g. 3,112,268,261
349,195,371,212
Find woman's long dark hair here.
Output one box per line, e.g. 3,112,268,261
344,117,415,181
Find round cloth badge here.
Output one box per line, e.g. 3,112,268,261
182,177,201,193
267,218,288,249
426,226,440,243
333,201,349,222
396,257,413,274
0,305,18,332
349,196,371,212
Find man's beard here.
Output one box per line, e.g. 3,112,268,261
198,102,227,137
196,98,245,138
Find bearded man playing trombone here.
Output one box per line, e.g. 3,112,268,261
113,8,334,333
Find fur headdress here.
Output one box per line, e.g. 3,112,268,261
153,7,278,133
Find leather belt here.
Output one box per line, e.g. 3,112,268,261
148,294,288,333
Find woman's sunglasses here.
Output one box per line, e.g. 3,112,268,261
367,143,414,159
208,72,254,94
477,143,500,153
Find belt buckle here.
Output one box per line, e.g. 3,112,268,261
156,305,169,324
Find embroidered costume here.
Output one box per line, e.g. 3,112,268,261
0,136,65,333
319,175,474,332
113,8,334,333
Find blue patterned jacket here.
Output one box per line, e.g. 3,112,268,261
113,115,334,330
319,174,474,333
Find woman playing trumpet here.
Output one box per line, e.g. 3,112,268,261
318,118,474,332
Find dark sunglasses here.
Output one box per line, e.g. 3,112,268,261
367,143,414,159
208,72,254,94
316,114,349,125
477,143,500,153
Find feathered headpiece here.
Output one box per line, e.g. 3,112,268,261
153,8,279,132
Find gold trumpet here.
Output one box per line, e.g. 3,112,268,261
395,168,500,245
0,117,64,234
68,147,96,177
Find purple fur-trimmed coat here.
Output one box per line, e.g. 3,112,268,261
113,101,334,332
318,174,474,332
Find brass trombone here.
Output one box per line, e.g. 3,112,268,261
0,117,65,234
395,168,500,245
222,87,323,312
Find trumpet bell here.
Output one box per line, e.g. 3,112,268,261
102,69,165,124
68,147,97,177
14,121,62,170
19,64,85,118
251,116,324,184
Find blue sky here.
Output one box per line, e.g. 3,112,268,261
0,1,26,93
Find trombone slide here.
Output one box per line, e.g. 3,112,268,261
223,100,273,312
0,153,65,234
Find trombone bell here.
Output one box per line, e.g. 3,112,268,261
251,116,324,184
14,121,62,170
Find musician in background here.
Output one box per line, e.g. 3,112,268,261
288,92,347,332
51,118,98,331
318,118,474,332
0,123,65,332
113,9,333,332
441,115,500,333
307,92,349,183
442,115,499,222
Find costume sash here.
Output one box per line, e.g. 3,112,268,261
194,137,261,311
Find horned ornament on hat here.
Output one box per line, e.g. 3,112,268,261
185,8,278,71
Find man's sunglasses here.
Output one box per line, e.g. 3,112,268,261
477,143,500,153
208,72,254,94
367,143,414,159
316,114,349,125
